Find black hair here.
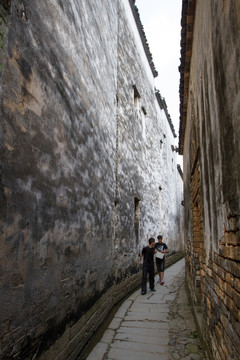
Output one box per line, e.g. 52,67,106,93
157,235,163,239
148,237,155,244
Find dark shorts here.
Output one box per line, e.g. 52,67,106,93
156,257,165,272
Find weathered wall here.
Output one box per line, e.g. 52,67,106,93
180,0,240,359
1,1,118,357
114,0,184,282
0,0,183,358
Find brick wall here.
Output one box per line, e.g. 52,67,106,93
181,1,240,359
200,250,240,360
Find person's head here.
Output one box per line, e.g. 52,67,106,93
148,238,155,247
157,235,163,243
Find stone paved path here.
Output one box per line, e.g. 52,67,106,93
85,258,207,360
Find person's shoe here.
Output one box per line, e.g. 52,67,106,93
160,281,164,285
157,279,161,283
151,288,156,292
141,290,146,295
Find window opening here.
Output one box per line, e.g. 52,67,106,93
133,85,140,110
141,107,146,139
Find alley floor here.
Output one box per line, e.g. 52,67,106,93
83,258,207,360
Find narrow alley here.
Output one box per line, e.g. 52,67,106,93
83,258,207,360
1,0,239,358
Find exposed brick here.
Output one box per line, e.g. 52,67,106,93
219,246,225,257
211,336,225,360
220,339,230,360
222,258,240,277
219,235,225,246
229,217,239,232
213,271,223,291
217,265,225,281
219,299,229,318
223,328,239,360
213,262,218,273
230,246,240,261
213,327,225,360
227,232,239,246
224,281,233,298
224,245,232,258
225,321,240,353
236,231,240,244
230,315,240,343
214,253,221,267
206,296,211,312
208,257,213,269
234,277,240,293
225,271,234,287
214,283,224,303
206,266,212,277
225,295,239,322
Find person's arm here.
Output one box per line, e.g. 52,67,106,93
139,248,144,265
162,245,168,253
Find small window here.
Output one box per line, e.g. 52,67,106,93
133,85,140,110
134,197,140,222
141,106,147,115
141,107,146,139
158,186,162,219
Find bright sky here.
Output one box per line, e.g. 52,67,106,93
135,0,182,138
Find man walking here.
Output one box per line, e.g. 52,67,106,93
139,238,157,295
155,235,168,285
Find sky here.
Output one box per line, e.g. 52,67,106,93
135,0,182,139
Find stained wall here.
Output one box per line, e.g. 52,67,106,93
180,0,240,359
0,1,183,358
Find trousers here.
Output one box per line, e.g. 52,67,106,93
141,262,154,292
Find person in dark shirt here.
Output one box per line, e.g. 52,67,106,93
155,235,168,285
139,238,157,295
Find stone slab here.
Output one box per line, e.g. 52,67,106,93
86,342,108,360
124,311,168,321
114,305,129,318
108,317,122,330
117,325,168,338
114,331,169,345
101,329,115,344
111,339,168,354
107,347,169,360
121,320,169,330
129,303,170,313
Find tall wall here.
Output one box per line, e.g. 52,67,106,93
115,0,184,282
179,0,240,359
0,0,183,358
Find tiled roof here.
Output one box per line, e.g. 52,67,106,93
129,0,158,78
155,90,177,138
178,0,196,154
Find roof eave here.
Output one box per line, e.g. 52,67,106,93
129,0,158,78
178,0,196,155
